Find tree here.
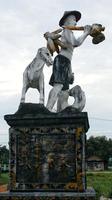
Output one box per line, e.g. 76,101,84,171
0,145,9,164
86,136,112,169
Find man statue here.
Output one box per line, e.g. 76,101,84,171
46,11,91,112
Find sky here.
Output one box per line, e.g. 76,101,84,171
0,0,112,147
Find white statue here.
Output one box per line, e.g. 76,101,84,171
46,11,91,112
57,85,86,112
20,47,53,104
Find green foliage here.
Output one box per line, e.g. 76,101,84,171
87,172,112,199
87,136,112,169
0,145,9,164
0,173,9,185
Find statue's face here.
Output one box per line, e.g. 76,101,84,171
64,15,77,26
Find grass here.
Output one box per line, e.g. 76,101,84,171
0,172,112,199
0,173,9,185
87,171,112,199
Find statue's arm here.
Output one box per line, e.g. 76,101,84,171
63,26,91,47
75,25,91,46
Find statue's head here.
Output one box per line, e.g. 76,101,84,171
59,10,81,27
69,85,82,101
38,47,53,66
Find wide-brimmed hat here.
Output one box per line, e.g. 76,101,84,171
59,10,81,27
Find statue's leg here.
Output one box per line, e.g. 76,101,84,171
20,85,28,103
20,70,29,103
38,74,44,104
57,90,69,112
46,84,63,112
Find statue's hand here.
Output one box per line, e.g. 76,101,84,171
84,25,92,35
44,32,61,40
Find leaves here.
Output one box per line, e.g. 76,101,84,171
86,136,112,169
0,145,9,164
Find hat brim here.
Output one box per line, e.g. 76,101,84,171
59,11,81,27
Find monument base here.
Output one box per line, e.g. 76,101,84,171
0,188,95,199
4,103,95,199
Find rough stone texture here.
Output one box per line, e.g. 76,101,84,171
8,126,85,192
0,189,96,199
3,103,95,199
4,103,89,131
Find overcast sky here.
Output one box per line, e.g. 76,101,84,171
0,0,112,146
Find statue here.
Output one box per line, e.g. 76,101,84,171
20,47,53,104
3,10,105,199
57,85,86,112
45,11,91,112
20,10,105,112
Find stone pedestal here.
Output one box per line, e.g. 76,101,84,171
2,103,95,199
0,189,96,200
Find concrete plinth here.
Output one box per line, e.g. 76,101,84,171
0,188,95,199
3,103,95,199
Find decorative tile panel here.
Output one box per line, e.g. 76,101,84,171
9,126,86,192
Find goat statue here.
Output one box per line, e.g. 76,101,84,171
20,47,53,105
